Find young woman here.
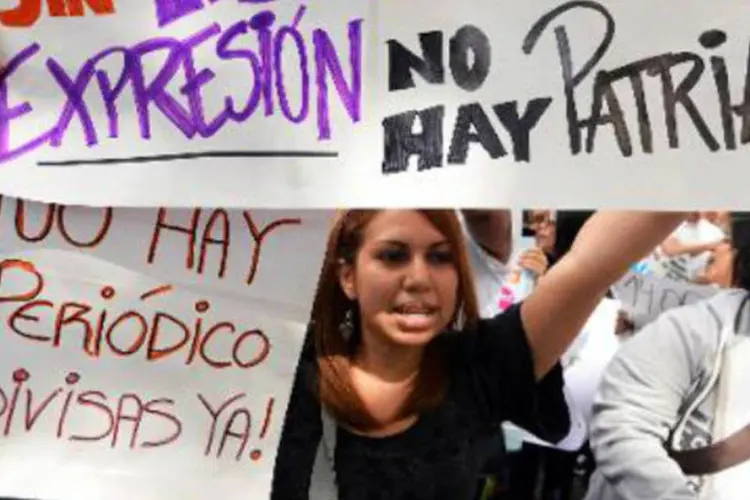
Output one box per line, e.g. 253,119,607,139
584,213,750,500
271,209,683,500
528,209,558,265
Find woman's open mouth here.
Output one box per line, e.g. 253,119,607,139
392,304,438,331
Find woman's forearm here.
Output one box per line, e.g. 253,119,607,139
522,211,685,378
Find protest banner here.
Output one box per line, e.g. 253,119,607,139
2,0,750,208
612,270,718,328
0,197,332,500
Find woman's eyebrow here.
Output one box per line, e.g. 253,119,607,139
429,240,451,248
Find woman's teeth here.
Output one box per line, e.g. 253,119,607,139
395,306,433,315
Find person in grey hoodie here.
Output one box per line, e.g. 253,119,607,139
584,214,750,500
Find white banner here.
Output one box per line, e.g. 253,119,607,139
0,199,332,500
2,0,750,207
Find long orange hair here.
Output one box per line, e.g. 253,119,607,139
311,210,480,431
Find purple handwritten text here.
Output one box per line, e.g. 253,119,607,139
0,2,363,163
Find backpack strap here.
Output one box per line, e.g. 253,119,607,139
669,423,750,476
667,328,729,455
668,294,750,477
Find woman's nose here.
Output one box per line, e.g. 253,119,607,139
403,257,432,289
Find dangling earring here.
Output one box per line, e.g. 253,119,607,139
339,308,354,341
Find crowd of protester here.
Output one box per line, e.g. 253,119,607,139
462,210,738,500
271,208,750,500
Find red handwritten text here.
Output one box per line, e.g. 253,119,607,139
0,368,181,449
13,199,113,248
0,0,116,28
198,392,274,462
147,208,301,284
0,367,278,462
1,259,272,370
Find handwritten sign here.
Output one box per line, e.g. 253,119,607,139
3,0,750,207
611,270,718,328
0,197,331,500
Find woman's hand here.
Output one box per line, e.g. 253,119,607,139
517,247,549,277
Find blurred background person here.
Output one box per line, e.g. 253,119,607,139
655,211,725,282
528,210,558,266
584,213,750,500
703,211,732,236
461,210,550,317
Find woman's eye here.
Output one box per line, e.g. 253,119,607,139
428,249,454,264
378,248,409,263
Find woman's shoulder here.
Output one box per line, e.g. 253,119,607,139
438,303,568,439
441,303,525,343
653,288,746,347
438,304,530,373
613,290,747,380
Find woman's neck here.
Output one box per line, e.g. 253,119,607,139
349,334,425,434
354,335,423,383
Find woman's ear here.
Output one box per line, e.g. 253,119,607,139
337,259,357,300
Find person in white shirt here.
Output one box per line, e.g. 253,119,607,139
584,213,750,500
460,210,549,317
703,211,732,236
656,212,726,282
528,209,557,260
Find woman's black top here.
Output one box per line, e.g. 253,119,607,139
271,304,570,500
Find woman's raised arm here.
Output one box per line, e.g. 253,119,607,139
522,211,685,379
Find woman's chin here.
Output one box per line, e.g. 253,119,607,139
370,314,449,348
386,327,439,348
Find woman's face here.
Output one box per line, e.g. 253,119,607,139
529,210,556,254
704,242,735,288
338,210,459,349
